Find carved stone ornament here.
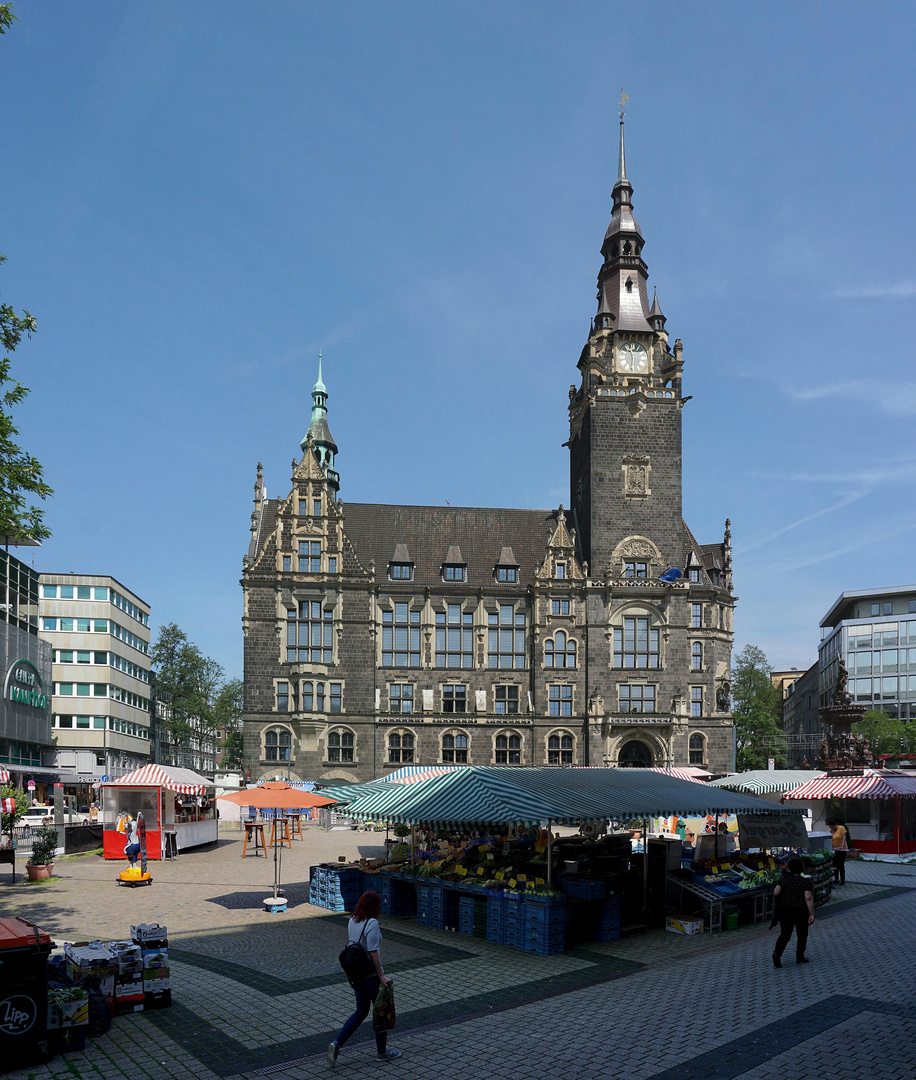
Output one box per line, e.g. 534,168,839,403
622,453,651,498
613,536,660,563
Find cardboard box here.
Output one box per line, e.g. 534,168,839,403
142,947,169,968
64,941,115,974
144,988,171,1011
143,964,169,981
665,916,704,936
115,973,144,998
48,998,90,1029
131,923,167,943
111,941,143,974
143,975,170,991
114,995,144,1015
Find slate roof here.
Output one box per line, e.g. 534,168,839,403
340,503,559,589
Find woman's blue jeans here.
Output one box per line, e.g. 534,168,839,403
336,974,386,1054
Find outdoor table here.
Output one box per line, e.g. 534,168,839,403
286,812,303,840
269,817,292,849
673,875,773,932
243,822,267,857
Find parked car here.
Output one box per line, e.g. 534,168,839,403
21,805,86,826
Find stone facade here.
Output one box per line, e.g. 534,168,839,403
241,121,736,784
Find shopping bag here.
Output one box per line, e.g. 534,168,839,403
372,981,396,1031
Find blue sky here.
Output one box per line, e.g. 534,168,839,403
3,2,915,680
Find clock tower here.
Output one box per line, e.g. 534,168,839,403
568,110,686,577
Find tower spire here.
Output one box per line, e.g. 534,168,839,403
616,89,628,184
300,353,339,494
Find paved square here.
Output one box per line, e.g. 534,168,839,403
2,826,914,1080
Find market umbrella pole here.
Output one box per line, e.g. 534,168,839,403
642,817,649,914
547,822,553,891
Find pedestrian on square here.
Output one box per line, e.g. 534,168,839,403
328,891,400,1067
827,820,849,885
772,858,815,967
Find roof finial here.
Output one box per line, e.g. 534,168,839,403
617,89,629,183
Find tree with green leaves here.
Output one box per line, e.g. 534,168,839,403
853,709,911,757
151,623,225,770
0,6,53,542
215,677,244,771
731,644,787,771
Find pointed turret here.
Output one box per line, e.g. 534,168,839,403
300,353,340,495
594,107,653,333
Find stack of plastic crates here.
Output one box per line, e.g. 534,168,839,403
518,898,565,955
486,893,504,943
309,866,363,911
594,896,621,942
379,874,417,917
458,896,488,938
415,883,446,929
500,896,525,948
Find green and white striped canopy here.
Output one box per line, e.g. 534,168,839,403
705,770,825,796
339,766,803,827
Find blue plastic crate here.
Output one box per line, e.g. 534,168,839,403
560,878,606,900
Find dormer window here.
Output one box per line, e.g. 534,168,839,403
389,563,413,581
689,568,701,583
496,566,518,583
443,565,466,582
555,563,566,580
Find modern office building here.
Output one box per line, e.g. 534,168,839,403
0,549,55,797
819,585,916,721
39,574,152,784
241,117,736,784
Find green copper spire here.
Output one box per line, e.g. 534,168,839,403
300,353,339,493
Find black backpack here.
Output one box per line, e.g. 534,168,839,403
338,919,376,982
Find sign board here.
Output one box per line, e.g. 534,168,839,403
768,758,775,770
4,659,50,711
737,814,809,850
27,781,35,791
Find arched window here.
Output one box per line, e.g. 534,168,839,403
264,726,292,762
691,641,703,671
495,730,521,765
689,733,706,766
442,730,468,764
547,730,574,765
545,630,577,669
388,729,415,764
328,727,355,763
613,616,659,668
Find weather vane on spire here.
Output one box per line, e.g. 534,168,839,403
619,89,629,121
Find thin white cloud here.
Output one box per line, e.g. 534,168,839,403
738,491,864,553
834,280,916,300
769,516,916,574
784,379,916,418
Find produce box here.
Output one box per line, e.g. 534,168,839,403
143,947,169,968
666,916,703,936
115,972,144,999
65,941,115,975
110,941,143,974
114,995,145,1015
131,923,168,943
144,988,171,1010
47,996,89,1029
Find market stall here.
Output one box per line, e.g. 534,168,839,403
310,766,807,948
707,770,828,844
782,770,916,856
101,766,216,859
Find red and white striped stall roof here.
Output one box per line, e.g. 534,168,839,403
648,767,712,783
0,768,10,783
106,764,210,796
782,773,916,801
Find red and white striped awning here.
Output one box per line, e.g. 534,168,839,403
0,768,10,783
105,764,210,796
648,766,711,783
782,773,916,801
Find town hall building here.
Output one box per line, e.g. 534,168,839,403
241,118,736,784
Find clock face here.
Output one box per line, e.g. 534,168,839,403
617,342,648,373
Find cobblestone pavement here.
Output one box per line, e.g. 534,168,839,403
2,828,915,1080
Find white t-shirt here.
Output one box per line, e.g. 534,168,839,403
348,916,381,954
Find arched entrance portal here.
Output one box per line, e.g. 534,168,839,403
618,740,653,768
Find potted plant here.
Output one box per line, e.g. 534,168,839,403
26,819,59,881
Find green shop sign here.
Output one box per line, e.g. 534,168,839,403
4,659,50,711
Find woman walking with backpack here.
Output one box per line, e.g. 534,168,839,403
329,891,400,1067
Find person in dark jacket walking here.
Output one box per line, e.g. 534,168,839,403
772,858,815,966
328,891,400,1067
